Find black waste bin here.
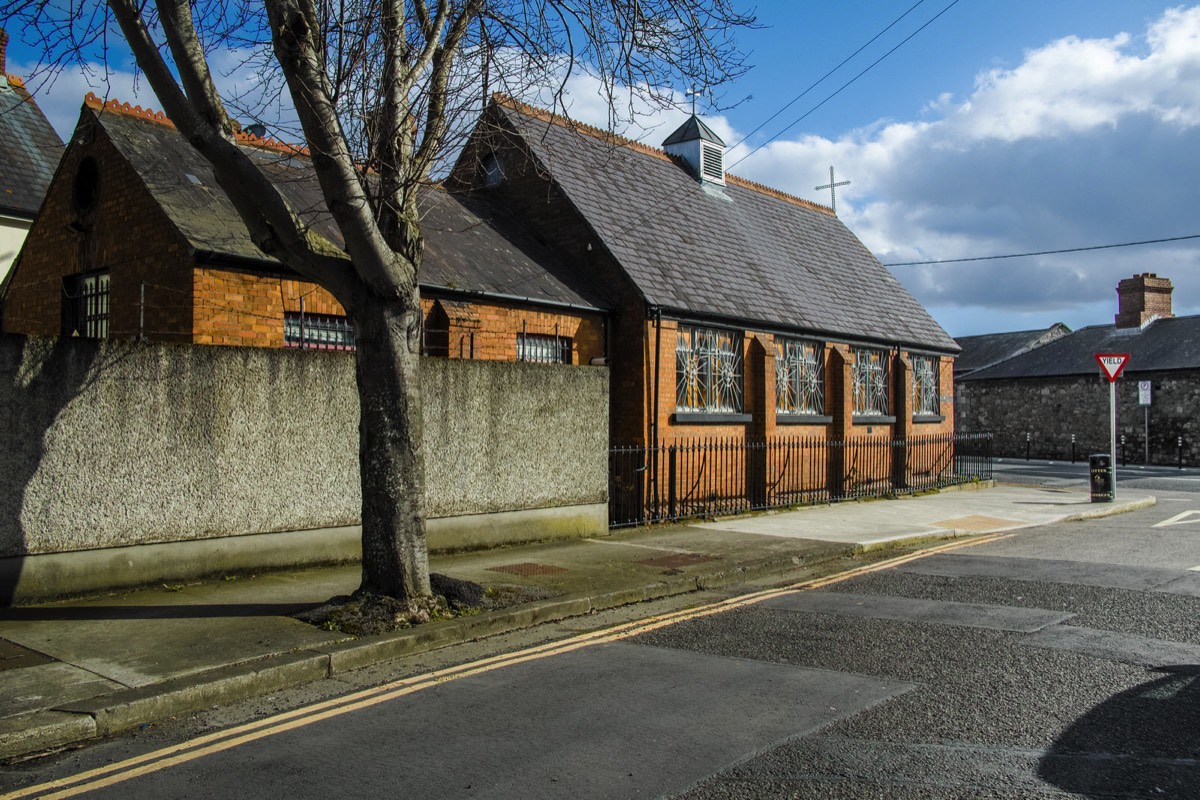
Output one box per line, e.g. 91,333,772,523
1089,453,1113,502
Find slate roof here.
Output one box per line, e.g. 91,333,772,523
961,316,1200,381
88,98,606,311
954,323,1071,377
0,76,64,218
492,100,958,353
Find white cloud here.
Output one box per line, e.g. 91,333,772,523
718,5,1200,336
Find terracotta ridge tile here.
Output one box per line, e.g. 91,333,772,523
491,93,671,164
491,93,835,216
6,74,25,89
83,92,310,157
726,175,835,215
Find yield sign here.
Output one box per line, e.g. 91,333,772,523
1095,353,1130,382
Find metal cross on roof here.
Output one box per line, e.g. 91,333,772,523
686,86,704,116
815,165,851,214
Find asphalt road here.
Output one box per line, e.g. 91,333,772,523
994,457,1200,495
4,495,1200,798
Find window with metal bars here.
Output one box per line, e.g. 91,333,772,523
852,347,890,416
676,325,743,413
62,272,110,339
284,312,355,350
912,355,940,416
775,338,825,415
516,333,572,364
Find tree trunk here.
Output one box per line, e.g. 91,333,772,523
353,291,431,600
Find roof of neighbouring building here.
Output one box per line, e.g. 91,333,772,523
953,323,1072,377
0,74,64,218
80,95,608,311
479,97,958,353
961,315,1200,380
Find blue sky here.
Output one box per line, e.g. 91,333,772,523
8,1,1200,338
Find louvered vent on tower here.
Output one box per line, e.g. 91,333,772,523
700,141,724,183
663,115,726,186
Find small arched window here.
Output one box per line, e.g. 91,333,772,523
482,153,505,188
73,157,100,212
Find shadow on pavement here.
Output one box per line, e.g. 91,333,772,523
1038,665,1200,797
0,602,322,622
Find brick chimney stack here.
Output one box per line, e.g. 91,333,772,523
1115,273,1173,328
0,29,8,77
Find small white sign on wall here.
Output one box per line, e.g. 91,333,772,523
1138,381,1152,406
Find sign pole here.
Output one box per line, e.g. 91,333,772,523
1095,353,1131,501
1109,380,1117,495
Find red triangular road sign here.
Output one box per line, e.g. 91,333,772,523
1095,353,1130,382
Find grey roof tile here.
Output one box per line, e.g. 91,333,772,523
954,324,1072,376
962,316,1200,380
498,103,957,352
0,78,64,217
93,107,606,310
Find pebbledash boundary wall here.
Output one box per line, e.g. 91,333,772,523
0,333,608,603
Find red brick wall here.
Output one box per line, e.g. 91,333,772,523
420,295,605,364
448,108,646,441
1,113,194,341
446,104,959,453
190,270,606,359
192,268,342,347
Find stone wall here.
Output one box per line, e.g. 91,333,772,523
956,371,1199,465
0,333,609,560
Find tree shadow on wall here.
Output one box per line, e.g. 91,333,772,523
0,334,108,605
1037,664,1200,797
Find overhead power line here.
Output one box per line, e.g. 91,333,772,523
612,0,956,242
885,234,1200,267
726,0,963,172
723,0,930,156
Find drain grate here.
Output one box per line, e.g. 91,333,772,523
0,639,54,671
636,553,717,569
487,562,569,576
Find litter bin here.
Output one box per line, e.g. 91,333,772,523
1089,453,1113,502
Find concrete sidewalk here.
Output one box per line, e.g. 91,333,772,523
0,484,1153,761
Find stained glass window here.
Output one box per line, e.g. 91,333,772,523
912,355,940,415
852,347,890,416
775,338,825,415
676,326,743,413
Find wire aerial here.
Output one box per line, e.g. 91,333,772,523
726,0,963,172
885,234,1200,267
611,0,959,242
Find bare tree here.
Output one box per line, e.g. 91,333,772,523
5,0,755,604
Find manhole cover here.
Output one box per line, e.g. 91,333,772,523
932,515,1021,532
636,553,717,569
0,638,54,671
487,562,569,576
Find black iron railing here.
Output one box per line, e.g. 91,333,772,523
609,432,993,528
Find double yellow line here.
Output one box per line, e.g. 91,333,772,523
2,532,1009,799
